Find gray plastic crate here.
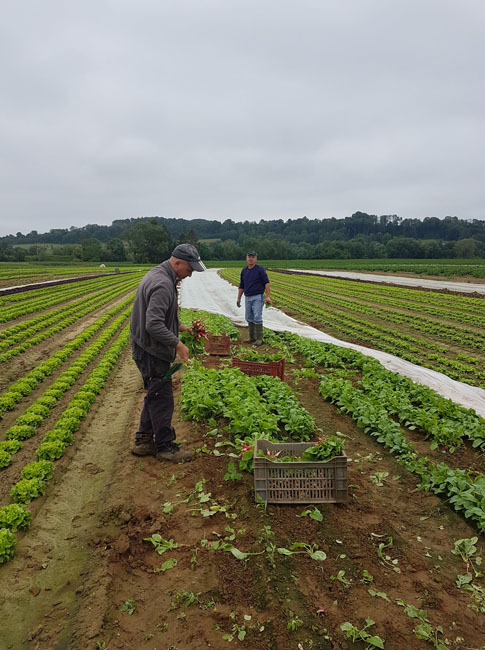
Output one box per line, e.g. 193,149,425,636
254,440,347,504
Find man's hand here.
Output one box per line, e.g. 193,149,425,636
176,341,190,364
179,324,193,335
236,301,241,308
264,297,271,305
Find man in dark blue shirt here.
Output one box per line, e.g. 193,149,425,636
236,251,271,345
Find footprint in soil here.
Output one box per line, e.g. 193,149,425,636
82,463,103,474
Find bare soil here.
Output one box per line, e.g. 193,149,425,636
1,333,484,650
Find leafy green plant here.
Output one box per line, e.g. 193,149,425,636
223,461,242,482
340,618,384,649
277,542,326,562
179,320,207,355
0,504,32,531
361,569,374,584
120,599,136,615
413,622,447,650
36,439,67,461
0,527,17,563
298,507,323,521
21,460,54,482
375,536,401,573
0,450,11,468
456,574,485,612
0,439,22,454
201,537,259,560
370,471,389,486
396,598,428,623
143,534,179,555
10,477,46,503
95,642,108,650
170,590,200,610
451,536,482,577
5,424,35,440
218,613,264,642
155,558,177,573
330,570,351,587
287,611,303,631
301,435,345,461
235,349,283,363
368,589,391,602
43,428,74,445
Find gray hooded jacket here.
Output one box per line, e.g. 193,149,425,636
130,260,180,362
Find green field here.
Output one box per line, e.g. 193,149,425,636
208,258,485,278
2,259,485,284
221,267,485,388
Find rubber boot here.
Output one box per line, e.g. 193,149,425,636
247,322,256,343
253,323,263,346
131,432,156,456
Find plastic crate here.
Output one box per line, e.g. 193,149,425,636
253,440,347,504
204,332,231,355
232,357,285,380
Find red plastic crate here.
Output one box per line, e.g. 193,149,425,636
204,332,231,355
231,357,285,380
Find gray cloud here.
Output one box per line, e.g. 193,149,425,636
1,0,484,236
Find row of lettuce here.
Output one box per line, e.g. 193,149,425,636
0,274,146,563
0,307,132,467
269,286,485,387
0,273,137,321
0,277,140,362
0,296,134,419
0,265,131,282
0,324,130,564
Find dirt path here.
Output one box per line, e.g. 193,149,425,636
1,341,484,650
0,347,142,649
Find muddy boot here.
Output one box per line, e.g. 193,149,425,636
131,432,156,456
155,442,194,463
253,323,263,346
247,322,256,343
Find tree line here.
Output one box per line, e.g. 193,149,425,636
0,212,484,263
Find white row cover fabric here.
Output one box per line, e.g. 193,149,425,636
180,270,485,417
288,269,485,295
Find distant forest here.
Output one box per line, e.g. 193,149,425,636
1,212,484,262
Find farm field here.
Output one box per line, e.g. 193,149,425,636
220,269,485,389
0,262,145,289
209,259,485,280
0,270,484,649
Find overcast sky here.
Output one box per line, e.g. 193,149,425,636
1,0,484,237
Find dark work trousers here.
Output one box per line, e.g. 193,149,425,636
133,348,175,451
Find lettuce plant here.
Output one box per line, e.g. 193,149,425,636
0,450,12,468
10,478,46,504
5,425,35,440
21,460,54,482
36,440,67,461
0,504,32,531
0,528,17,564
0,439,22,454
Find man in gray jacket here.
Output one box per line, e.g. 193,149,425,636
130,243,206,462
